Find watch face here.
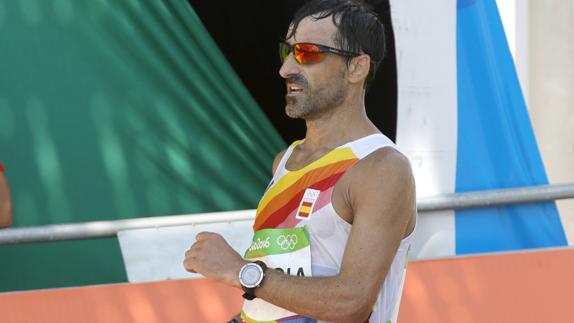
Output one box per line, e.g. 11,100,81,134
240,263,263,288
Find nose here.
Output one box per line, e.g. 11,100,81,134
279,54,300,79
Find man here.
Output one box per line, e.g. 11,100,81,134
0,162,13,228
183,1,416,322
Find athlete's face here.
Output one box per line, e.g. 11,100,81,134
279,17,349,119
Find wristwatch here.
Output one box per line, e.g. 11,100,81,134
238,261,268,300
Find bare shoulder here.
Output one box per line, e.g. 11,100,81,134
271,149,288,175
350,146,413,184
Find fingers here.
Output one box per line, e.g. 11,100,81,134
183,235,206,273
185,234,208,257
183,240,210,273
195,231,224,241
184,243,201,272
183,232,227,275
183,244,202,273
183,257,198,273
195,231,212,241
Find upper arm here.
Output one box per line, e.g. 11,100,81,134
338,148,416,306
0,172,13,228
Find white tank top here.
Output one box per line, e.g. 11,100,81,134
253,133,415,323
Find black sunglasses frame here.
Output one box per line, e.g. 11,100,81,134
279,41,361,64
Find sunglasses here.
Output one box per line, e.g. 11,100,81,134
279,42,361,65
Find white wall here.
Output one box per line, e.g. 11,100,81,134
527,1,574,244
497,0,574,244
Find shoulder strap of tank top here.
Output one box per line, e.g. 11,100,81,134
341,133,396,159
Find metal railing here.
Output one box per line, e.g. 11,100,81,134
1,183,573,245
417,183,574,211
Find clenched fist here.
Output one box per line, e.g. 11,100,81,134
183,232,247,289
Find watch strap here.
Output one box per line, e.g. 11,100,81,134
241,261,268,300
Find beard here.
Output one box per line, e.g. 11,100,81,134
285,73,347,119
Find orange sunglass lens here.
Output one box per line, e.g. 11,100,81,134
294,44,324,64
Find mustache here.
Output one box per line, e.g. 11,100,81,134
286,75,308,88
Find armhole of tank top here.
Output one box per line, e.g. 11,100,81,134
402,213,417,243
330,209,416,244
273,140,303,176
330,135,413,240
328,136,394,229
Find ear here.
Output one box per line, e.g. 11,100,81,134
347,54,371,86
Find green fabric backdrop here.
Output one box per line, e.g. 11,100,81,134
0,0,284,291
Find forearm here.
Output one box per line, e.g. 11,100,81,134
255,269,374,322
0,175,12,228
0,204,12,228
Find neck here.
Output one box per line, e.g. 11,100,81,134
301,89,379,151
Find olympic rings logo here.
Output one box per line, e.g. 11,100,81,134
277,234,298,250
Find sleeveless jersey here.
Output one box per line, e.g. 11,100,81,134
253,133,415,323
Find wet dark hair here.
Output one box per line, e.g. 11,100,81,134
286,0,386,90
